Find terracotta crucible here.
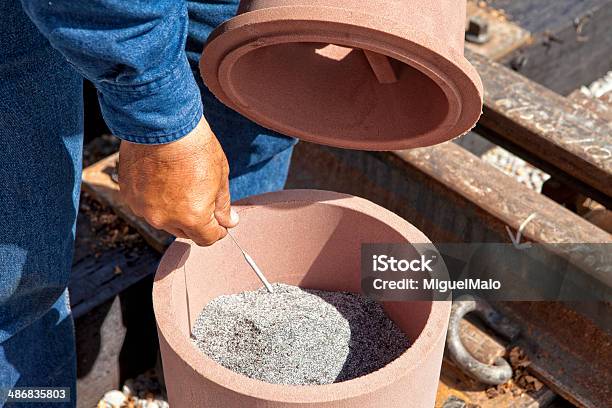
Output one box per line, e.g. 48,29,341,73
153,190,451,407
200,0,482,150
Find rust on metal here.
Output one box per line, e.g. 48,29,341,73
467,50,612,202
568,89,612,123
447,295,519,385
436,317,555,407
495,301,612,408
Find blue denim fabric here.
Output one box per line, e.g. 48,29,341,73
0,292,76,408
0,4,83,405
1,1,294,406
20,0,296,153
20,0,204,144
186,1,297,167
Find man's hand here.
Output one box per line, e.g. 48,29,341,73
118,117,238,246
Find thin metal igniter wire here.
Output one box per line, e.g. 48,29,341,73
227,230,274,293
183,263,192,337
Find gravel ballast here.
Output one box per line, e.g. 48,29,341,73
191,283,410,385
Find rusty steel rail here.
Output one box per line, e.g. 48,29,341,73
466,50,612,207
494,301,612,408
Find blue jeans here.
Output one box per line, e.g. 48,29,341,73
0,2,295,407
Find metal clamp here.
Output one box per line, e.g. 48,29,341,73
446,295,520,385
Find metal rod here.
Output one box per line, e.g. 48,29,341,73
227,230,274,293
184,264,192,337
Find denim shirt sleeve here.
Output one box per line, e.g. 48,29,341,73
20,0,203,144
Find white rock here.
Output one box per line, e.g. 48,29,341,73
136,400,148,408
102,390,126,408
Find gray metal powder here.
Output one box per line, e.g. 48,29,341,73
191,283,410,385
